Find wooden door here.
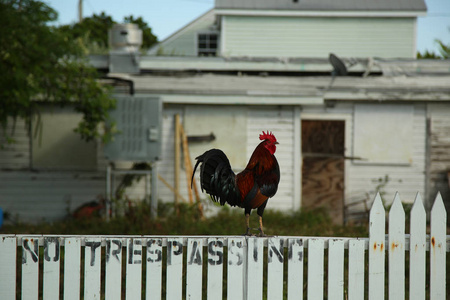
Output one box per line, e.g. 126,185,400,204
301,120,345,224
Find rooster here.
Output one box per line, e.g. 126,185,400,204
192,131,280,236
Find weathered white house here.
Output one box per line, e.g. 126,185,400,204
1,0,450,224
149,0,427,58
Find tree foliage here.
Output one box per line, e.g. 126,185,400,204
417,38,450,59
57,12,115,52
58,12,158,53
0,0,115,143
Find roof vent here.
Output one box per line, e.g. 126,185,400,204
108,24,143,74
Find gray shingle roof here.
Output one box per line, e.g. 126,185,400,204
215,0,427,12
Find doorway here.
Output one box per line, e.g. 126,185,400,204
301,120,345,224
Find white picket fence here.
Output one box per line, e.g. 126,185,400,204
0,193,448,300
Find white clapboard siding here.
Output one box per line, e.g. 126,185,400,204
126,238,143,299
268,237,285,300
0,198,448,300
347,104,427,205
0,171,105,223
84,238,102,300
308,239,324,300
388,193,405,300
368,193,385,300
43,237,60,300
22,237,39,300
328,239,344,300
222,16,415,58
146,238,163,300
287,238,304,300
409,193,426,300
0,237,16,300
105,238,122,300
348,239,365,300
64,238,81,300
207,238,224,300
187,238,203,300
167,238,184,300
247,107,295,210
430,193,447,300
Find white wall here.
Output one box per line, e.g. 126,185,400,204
222,16,416,58
302,102,426,207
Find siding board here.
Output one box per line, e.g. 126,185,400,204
223,16,415,58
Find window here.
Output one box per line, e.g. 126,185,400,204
197,33,218,56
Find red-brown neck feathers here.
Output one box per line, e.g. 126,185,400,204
259,131,278,155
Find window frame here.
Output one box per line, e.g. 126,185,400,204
196,31,219,57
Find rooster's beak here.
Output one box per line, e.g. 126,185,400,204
275,142,279,145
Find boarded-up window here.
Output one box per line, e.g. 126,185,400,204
353,104,414,165
32,105,97,170
302,120,345,224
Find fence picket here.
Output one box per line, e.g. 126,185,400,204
0,237,16,300
43,237,60,300
388,193,405,300
307,239,324,300
126,238,143,299
22,237,39,300
207,238,224,300
328,239,344,300
430,193,447,300
146,238,163,300
368,193,385,300
287,238,304,300
0,197,448,300
247,237,264,300
268,237,284,300
227,237,246,300
167,238,184,300
409,193,426,300
187,238,203,300
348,239,365,300
64,237,81,300
105,238,122,300
84,237,102,300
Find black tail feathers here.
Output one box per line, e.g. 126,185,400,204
192,149,240,206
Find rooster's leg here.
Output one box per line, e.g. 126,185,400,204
258,216,266,237
244,213,252,235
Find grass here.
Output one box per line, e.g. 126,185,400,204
0,200,368,237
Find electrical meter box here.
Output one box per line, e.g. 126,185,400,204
104,96,162,162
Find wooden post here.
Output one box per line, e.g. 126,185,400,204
174,114,181,205
179,124,200,202
178,118,203,217
179,125,194,204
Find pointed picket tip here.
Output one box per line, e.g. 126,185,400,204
410,192,426,228
389,192,404,214
370,192,385,218
389,193,405,230
431,192,445,214
411,192,425,213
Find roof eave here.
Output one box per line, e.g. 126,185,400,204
215,9,426,18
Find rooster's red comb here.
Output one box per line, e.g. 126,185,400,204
259,131,277,142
